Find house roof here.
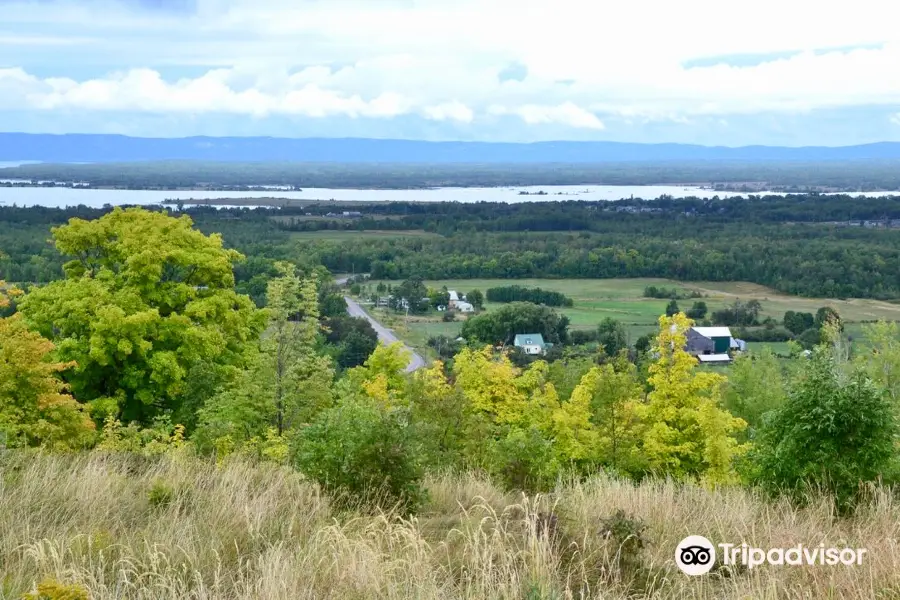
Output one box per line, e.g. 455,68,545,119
698,353,732,363
514,333,546,347
692,326,733,339
448,291,459,301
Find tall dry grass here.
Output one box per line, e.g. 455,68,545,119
2,451,899,599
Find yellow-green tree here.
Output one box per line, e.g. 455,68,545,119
569,362,643,473
340,342,411,407
452,346,600,489
19,207,266,426
638,313,748,483
0,282,94,450
196,265,333,456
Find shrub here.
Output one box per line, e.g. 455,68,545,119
750,348,897,513
147,480,174,508
598,509,649,571
292,399,426,512
489,426,561,493
22,579,89,600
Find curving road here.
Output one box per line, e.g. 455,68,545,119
344,296,427,372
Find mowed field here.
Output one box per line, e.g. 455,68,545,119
360,278,900,355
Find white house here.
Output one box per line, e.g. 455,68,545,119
455,301,475,313
514,333,548,355
448,290,460,308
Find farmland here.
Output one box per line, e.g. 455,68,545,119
357,277,900,357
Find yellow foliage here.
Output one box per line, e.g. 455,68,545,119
21,579,89,600
639,313,747,482
0,309,94,450
453,346,526,424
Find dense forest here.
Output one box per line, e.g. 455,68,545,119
5,159,900,190
5,194,900,299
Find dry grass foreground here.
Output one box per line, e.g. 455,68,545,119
2,453,899,600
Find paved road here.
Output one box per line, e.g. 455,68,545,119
344,296,427,372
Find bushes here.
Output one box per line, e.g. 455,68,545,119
642,285,702,300
486,285,574,307
750,347,897,512
733,326,794,342
293,398,426,512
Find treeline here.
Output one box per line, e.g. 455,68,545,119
8,197,900,299
6,160,900,190
643,285,703,300
486,285,574,307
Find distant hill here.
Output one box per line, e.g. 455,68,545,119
4,133,900,163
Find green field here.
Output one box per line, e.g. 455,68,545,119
359,278,900,356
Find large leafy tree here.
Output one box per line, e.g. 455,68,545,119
19,207,266,426
460,302,569,346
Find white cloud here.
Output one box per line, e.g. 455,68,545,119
2,0,900,137
490,102,605,129
422,101,474,123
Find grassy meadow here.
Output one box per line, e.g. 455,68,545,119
3,452,899,600
359,278,900,357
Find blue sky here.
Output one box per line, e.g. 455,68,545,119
2,0,900,146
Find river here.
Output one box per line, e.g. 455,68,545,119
1,162,898,208
0,184,765,208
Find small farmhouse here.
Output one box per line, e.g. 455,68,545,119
455,301,475,313
448,290,460,308
514,333,548,355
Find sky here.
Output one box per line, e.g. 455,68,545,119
2,0,900,146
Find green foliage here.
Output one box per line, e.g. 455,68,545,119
467,288,484,309
711,300,762,327
664,299,679,317
489,426,561,493
195,265,334,451
816,306,843,329
596,318,628,357
686,301,708,320
96,415,188,457
293,397,426,512
797,327,822,349
19,207,266,426
783,310,815,335
323,316,379,370
390,276,428,313
643,286,700,300
722,348,788,431
573,362,643,474
750,347,897,512
486,285,573,307
147,479,175,508
460,302,569,346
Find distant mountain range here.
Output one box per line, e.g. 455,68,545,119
4,133,900,163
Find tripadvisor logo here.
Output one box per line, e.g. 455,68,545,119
675,535,868,576
675,535,716,576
